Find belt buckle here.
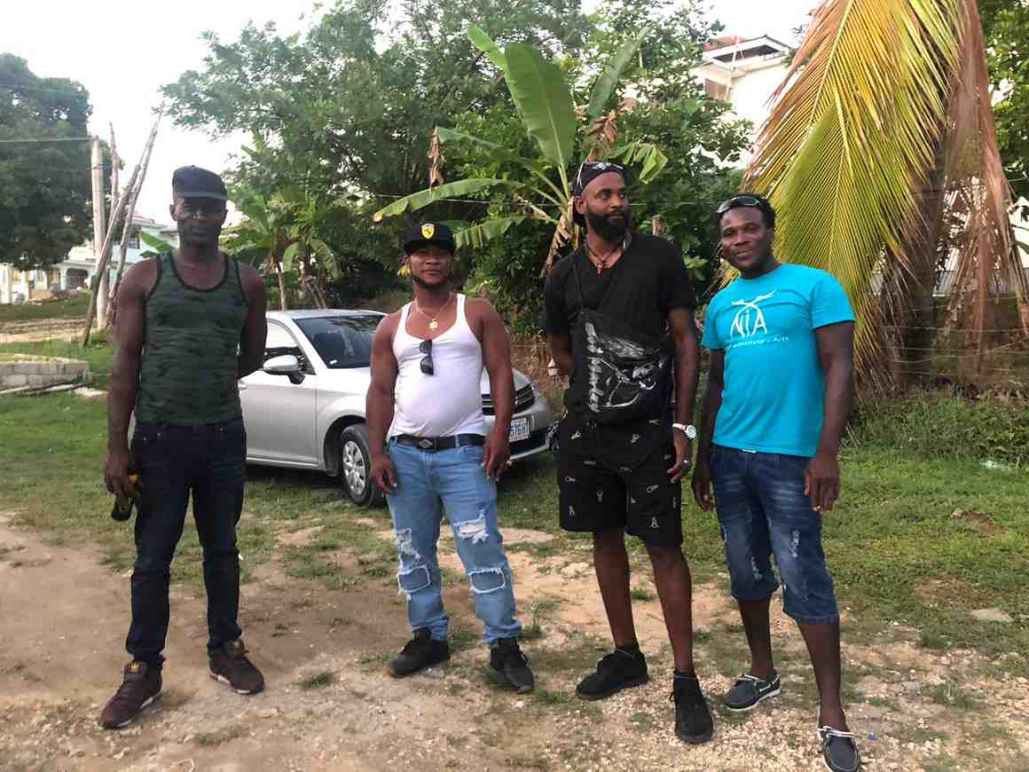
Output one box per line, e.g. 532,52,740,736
418,438,434,451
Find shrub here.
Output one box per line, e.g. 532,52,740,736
850,391,1029,467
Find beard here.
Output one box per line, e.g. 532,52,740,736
586,207,631,242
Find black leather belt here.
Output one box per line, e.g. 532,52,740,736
394,434,485,452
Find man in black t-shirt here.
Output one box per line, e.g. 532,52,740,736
544,161,713,745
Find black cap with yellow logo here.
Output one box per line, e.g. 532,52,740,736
403,222,456,255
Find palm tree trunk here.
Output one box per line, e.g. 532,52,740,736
897,138,949,388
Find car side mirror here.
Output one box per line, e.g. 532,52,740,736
264,354,304,384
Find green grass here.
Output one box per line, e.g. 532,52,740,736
0,294,90,323
1,391,1027,674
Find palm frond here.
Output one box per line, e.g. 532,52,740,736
744,0,962,373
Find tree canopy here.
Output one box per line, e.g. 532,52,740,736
0,54,94,271
980,0,1029,201
162,0,748,321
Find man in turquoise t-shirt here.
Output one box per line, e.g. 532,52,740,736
692,195,861,772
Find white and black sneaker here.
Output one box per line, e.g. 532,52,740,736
817,725,861,772
723,671,781,711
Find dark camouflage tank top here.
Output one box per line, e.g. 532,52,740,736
135,252,249,424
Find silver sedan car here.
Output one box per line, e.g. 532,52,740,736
240,310,555,506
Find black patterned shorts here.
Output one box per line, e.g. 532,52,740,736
556,415,683,547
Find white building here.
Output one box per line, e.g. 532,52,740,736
691,35,792,154
0,214,178,304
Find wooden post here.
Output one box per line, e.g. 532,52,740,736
90,136,107,327
106,112,161,326
81,164,140,346
108,123,120,222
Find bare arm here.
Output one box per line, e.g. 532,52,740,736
691,349,724,511
476,299,514,480
237,264,267,379
546,332,574,377
367,315,399,492
807,321,855,512
667,308,700,481
104,261,151,497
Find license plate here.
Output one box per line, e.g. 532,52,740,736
509,417,531,442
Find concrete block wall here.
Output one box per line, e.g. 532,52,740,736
0,357,90,389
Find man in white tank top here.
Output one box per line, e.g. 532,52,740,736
366,222,534,693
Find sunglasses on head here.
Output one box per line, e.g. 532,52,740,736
574,160,625,193
715,195,764,215
419,339,434,376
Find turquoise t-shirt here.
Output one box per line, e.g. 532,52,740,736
701,264,855,457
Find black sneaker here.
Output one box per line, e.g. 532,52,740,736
489,638,534,694
575,647,648,700
99,661,162,729
209,639,265,695
388,629,450,677
671,675,714,744
724,671,781,711
818,726,861,772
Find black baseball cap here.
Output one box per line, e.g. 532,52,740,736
403,222,456,255
571,160,629,226
172,166,228,201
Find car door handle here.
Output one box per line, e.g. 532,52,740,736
238,382,247,390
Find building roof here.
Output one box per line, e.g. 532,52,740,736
702,35,791,65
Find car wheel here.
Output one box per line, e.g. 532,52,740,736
340,424,382,507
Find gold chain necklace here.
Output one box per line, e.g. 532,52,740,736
413,293,454,331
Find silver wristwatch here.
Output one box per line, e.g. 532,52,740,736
672,423,697,440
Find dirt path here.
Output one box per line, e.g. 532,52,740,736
1,512,1026,771
0,318,85,344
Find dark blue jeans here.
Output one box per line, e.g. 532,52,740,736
127,417,246,667
710,446,840,625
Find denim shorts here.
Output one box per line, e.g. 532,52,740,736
710,445,839,625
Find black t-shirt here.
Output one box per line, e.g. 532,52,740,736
544,233,696,466
543,232,695,339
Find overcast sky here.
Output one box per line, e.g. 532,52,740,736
1,0,814,222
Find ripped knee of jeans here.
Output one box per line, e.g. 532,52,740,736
789,528,800,559
467,566,506,595
396,564,431,598
394,528,422,562
454,511,490,545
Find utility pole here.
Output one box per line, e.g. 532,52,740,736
90,135,108,328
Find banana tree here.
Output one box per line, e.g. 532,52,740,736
222,190,291,310
372,26,668,272
743,0,1028,385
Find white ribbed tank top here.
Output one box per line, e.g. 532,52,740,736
388,294,486,438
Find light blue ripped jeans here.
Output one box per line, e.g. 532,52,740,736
385,439,522,644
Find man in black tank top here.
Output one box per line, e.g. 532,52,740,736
544,161,714,744
100,167,267,730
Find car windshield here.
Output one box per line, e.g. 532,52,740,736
296,315,381,369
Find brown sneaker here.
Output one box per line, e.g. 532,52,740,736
99,661,162,729
209,639,264,695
